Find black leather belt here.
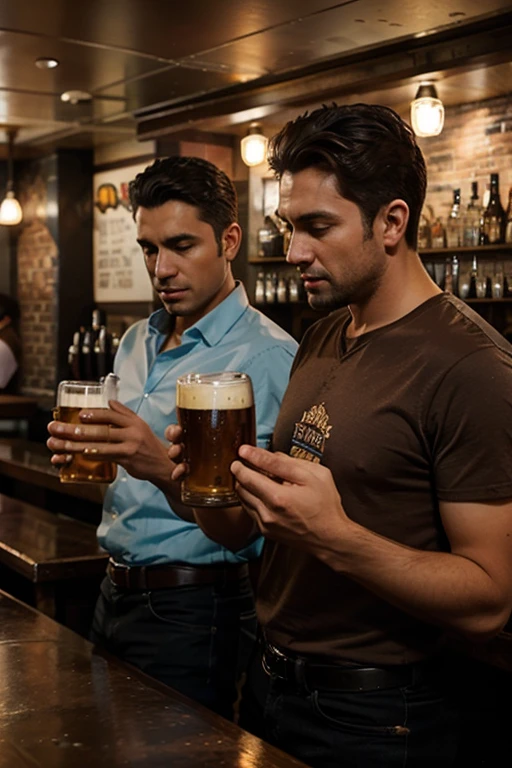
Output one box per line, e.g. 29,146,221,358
262,642,431,692
107,558,249,590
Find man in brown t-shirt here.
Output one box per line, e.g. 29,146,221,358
167,105,512,767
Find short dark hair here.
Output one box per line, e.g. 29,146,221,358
0,293,20,324
268,103,427,249
129,156,238,248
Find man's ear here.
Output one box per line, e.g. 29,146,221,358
221,223,242,261
381,199,410,250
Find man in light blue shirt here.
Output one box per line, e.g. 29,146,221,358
48,156,297,719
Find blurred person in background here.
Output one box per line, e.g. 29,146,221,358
0,294,21,392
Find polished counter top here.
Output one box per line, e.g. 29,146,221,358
0,394,38,420
0,590,306,768
0,493,107,582
0,438,104,504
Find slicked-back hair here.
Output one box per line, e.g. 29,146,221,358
129,156,238,249
268,103,427,249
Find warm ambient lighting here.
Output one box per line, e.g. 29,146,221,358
410,82,445,138
240,124,268,167
35,57,59,69
0,129,22,226
60,90,92,104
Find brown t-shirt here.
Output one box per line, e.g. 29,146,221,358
257,293,512,665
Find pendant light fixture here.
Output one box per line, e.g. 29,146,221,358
240,124,268,167
0,128,22,226
410,82,445,138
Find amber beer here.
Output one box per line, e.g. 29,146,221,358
54,378,118,484
176,372,256,506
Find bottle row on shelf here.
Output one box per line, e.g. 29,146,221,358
424,256,512,300
254,271,305,305
420,173,512,250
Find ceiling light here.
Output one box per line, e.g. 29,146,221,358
240,124,268,167
35,57,59,69
60,90,92,105
410,82,445,138
0,129,22,226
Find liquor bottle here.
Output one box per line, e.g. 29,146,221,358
451,254,460,297
430,217,446,249
468,255,478,299
462,182,482,247
288,275,300,302
277,276,288,303
258,216,283,258
505,187,512,244
254,271,265,304
417,209,431,250
446,188,462,248
481,173,505,244
264,272,277,303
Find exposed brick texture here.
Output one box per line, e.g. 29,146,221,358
420,94,512,223
16,219,58,399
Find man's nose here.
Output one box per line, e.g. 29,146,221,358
154,249,178,280
286,232,313,267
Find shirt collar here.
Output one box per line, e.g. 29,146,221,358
147,282,249,347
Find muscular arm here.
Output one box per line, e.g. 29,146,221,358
232,446,512,642
317,498,512,642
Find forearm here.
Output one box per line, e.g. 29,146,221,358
157,469,257,549
192,505,258,552
318,521,512,642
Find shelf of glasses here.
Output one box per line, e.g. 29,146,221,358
463,297,512,303
249,256,288,264
420,244,512,257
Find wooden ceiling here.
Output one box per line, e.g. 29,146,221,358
0,1,511,153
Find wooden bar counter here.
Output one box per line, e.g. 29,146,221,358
0,590,306,768
0,394,38,420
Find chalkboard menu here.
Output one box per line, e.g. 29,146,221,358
93,163,154,302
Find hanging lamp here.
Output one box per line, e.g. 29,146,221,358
240,124,268,167
0,128,22,226
410,82,445,138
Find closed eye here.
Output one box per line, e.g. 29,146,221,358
307,224,331,236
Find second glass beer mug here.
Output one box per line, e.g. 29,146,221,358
176,371,256,506
53,375,119,484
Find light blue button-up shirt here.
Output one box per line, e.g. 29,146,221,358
98,283,298,565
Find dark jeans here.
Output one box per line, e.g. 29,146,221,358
90,574,257,720
240,647,460,768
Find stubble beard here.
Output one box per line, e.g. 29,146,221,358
306,262,386,312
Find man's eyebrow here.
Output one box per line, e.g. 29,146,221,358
136,233,198,249
276,210,339,224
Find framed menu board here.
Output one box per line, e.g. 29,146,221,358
93,162,154,302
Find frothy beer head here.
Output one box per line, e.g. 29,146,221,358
58,391,107,408
57,373,119,408
176,372,253,410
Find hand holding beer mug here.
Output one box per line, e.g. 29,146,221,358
176,372,256,506
53,375,119,483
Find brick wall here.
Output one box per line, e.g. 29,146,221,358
17,219,58,398
15,155,59,403
418,94,512,223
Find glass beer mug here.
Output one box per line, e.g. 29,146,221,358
53,375,119,484
176,371,256,506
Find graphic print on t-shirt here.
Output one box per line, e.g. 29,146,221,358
290,402,332,463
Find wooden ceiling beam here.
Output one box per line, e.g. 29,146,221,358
136,12,512,139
